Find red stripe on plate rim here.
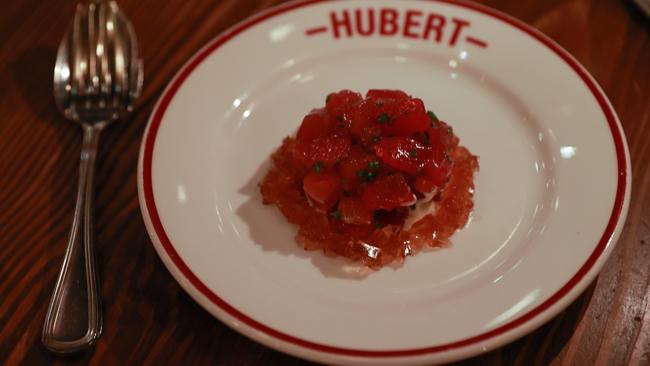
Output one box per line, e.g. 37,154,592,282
141,0,628,358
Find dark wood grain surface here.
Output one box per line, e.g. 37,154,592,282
1,0,649,364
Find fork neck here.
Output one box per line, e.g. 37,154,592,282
80,124,103,159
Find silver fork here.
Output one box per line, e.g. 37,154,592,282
44,0,142,353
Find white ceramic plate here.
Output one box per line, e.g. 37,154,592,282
137,0,630,364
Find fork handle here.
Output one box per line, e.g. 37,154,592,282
43,124,103,353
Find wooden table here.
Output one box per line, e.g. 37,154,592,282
1,0,648,364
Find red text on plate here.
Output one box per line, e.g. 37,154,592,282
305,8,487,49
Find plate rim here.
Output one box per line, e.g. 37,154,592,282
137,0,630,361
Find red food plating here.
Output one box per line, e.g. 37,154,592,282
261,89,478,268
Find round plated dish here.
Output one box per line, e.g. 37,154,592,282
137,0,631,364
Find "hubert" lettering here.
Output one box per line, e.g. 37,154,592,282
329,8,472,46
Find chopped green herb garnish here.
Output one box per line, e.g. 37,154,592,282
367,160,380,170
330,210,341,220
313,162,322,174
357,169,375,182
410,204,417,210
377,113,390,124
427,110,439,122
409,149,418,158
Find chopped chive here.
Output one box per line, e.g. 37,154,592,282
313,162,322,174
357,169,375,182
367,160,380,170
409,149,418,158
377,113,390,124
330,210,341,220
428,111,440,128
427,110,439,122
